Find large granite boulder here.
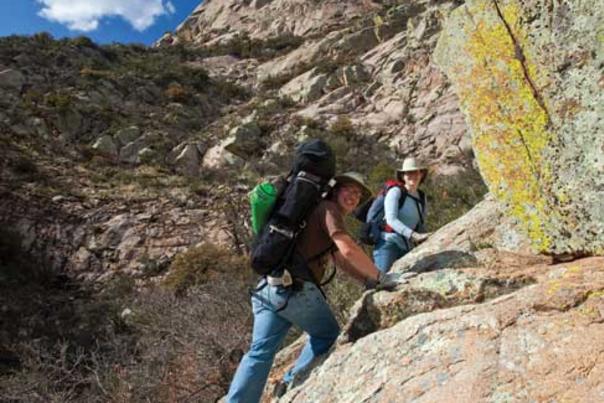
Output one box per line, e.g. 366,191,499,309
282,257,604,402
256,199,593,402
434,0,604,255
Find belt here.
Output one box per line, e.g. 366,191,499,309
266,269,293,287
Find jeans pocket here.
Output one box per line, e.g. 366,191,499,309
253,284,292,312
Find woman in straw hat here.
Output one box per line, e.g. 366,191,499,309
373,157,431,273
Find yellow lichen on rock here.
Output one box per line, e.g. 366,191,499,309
435,0,558,252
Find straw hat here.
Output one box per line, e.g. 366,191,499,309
334,171,372,203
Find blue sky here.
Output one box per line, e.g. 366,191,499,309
0,0,202,45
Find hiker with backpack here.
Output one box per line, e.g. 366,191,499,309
370,157,431,273
227,141,402,403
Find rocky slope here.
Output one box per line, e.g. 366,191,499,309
0,34,255,280
162,0,474,176
1,0,602,401
284,256,604,402
1,0,482,282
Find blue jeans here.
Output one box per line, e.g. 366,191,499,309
227,279,340,403
373,233,408,273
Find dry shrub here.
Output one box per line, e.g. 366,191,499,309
80,67,114,80
1,233,256,403
329,116,355,137
0,273,133,402
162,242,252,294
164,82,189,103
1,278,254,403
114,281,253,403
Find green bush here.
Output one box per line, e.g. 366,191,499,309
367,161,395,191
45,91,73,111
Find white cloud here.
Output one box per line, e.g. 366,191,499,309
165,1,176,15
36,0,176,32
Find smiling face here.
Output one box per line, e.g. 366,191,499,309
336,183,363,214
402,170,424,193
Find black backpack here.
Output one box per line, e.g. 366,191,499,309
250,139,336,279
355,180,425,245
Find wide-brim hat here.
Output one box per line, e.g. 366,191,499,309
396,157,428,185
334,171,372,204
396,157,428,175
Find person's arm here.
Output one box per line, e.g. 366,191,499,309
384,187,414,239
331,232,380,283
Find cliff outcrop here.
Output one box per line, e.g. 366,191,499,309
162,0,474,176
435,0,604,255
268,196,603,402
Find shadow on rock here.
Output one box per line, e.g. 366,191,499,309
403,249,479,273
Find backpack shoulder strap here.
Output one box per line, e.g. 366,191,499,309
411,190,426,230
382,180,405,206
418,189,426,209
396,186,407,210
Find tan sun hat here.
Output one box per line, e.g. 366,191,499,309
397,157,427,173
334,171,372,203
396,157,428,183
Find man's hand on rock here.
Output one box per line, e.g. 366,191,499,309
378,271,418,290
366,271,418,291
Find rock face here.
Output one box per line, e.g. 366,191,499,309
283,257,604,402
171,0,380,42
434,0,604,255
165,0,475,174
279,68,328,104
259,195,601,402
0,68,25,91
0,192,234,281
